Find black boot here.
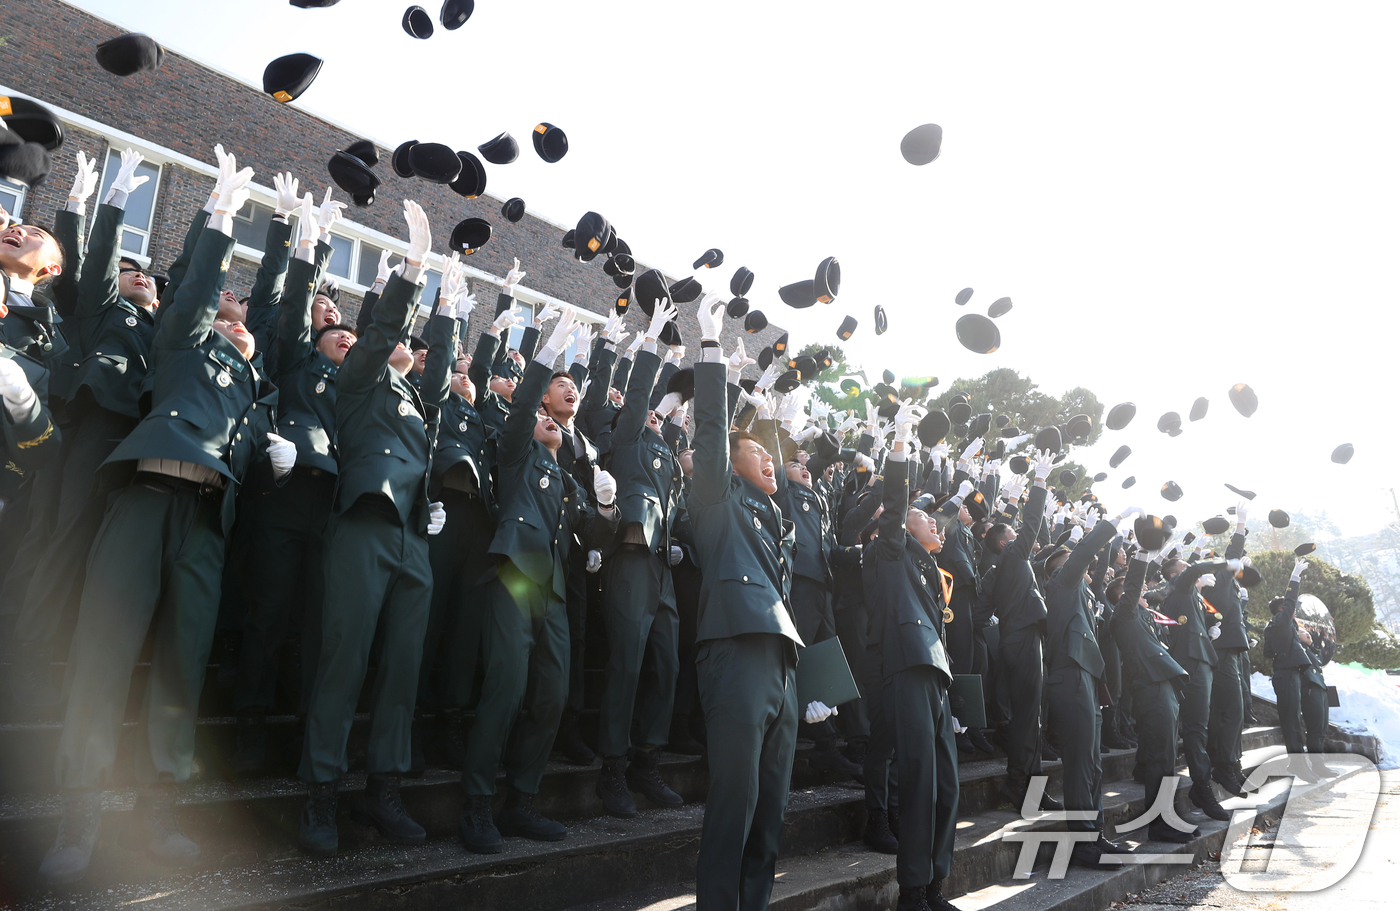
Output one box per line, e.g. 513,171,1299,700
998,782,1062,812
862,808,898,854
1289,755,1321,783
1069,840,1103,868
299,781,339,857
1101,716,1133,751
441,708,468,771
1095,834,1132,854
1041,741,1061,762
808,739,865,782
627,748,683,807
553,709,595,766
596,757,637,818
231,710,268,776
352,774,425,845
967,728,995,754
1188,782,1231,821
38,790,102,885
459,794,502,854
408,712,427,778
135,785,199,863
956,730,975,754
497,787,566,841
928,878,961,911
896,884,932,911
666,716,705,756
1212,765,1246,798
1148,819,1198,843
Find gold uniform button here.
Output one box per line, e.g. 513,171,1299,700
742,575,749,582
235,432,242,441
170,410,179,417
243,417,249,425
384,449,391,454
920,575,926,585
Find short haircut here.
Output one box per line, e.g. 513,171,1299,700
1106,577,1126,605
549,371,575,384
989,522,1014,543
117,256,143,272
729,430,762,455
1163,558,1186,579
26,225,64,289
1269,595,1288,614
315,323,358,343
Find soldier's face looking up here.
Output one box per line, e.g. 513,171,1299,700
541,375,579,423
316,328,356,366
731,438,777,495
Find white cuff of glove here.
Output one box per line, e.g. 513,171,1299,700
65,199,86,215
104,187,129,210
3,388,38,424
400,262,426,285
207,212,234,236
700,347,725,364
536,346,561,368
886,449,907,462
642,339,658,355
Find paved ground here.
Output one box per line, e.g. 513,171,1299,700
1113,770,1399,911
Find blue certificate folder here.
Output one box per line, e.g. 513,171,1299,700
796,637,861,708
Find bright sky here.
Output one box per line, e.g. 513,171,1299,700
68,0,1400,538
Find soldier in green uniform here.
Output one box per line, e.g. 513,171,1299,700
862,402,961,911
593,301,689,817
1263,558,1324,781
688,295,804,911
42,149,289,884
231,188,347,773
1108,539,1200,845
0,334,61,474
1160,551,1234,819
1205,505,1253,796
297,201,442,857
458,304,619,854
12,150,161,707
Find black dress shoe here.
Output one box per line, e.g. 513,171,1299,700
351,774,426,845
1095,834,1132,854
1148,820,1198,844
497,788,566,841
1041,742,1061,762
627,748,684,807
596,758,637,818
1212,766,1246,798
998,782,1063,812
956,730,976,754
928,878,961,911
1188,783,1231,821
968,728,996,754
1069,841,1103,868
299,781,339,857
809,740,865,782
459,795,502,854
896,885,932,911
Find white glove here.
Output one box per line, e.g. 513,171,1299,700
1068,525,1084,543
542,305,580,359
427,501,446,536
656,391,684,418
728,338,756,372
0,358,38,421
1083,510,1099,533
1194,574,1213,591
586,549,603,573
697,291,725,341
777,387,810,429
755,393,776,422
602,312,625,344
1003,480,1026,502
893,401,923,444
68,150,99,207
502,257,527,296
593,466,617,507
955,479,974,500
930,442,950,463
492,304,527,336
375,248,393,284
273,171,300,217
625,333,645,357
295,192,321,249
755,363,783,392
811,399,831,422
1235,503,1249,527
1033,450,1053,481
1291,559,1308,582
403,199,431,266
438,253,467,310
790,424,822,443
647,299,679,342
837,414,860,434
535,301,563,329
1208,624,1221,639
1226,558,1243,573
213,149,254,216
804,701,836,724
983,458,1001,476
266,431,297,477
669,546,684,566
855,452,875,472
316,186,346,234
960,437,983,462
104,148,151,206
1114,505,1144,524
456,291,478,321
571,325,596,358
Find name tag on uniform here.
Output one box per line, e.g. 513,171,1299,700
208,348,246,375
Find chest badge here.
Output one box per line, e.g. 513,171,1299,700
315,379,326,394
398,400,414,417
1178,615,1188,625
216,370,232,387
652,457,662,469
753,516,762,529
802,502,810,512
539,476,550,489
459,420,469,432
125,316,138,327
943,607,954,624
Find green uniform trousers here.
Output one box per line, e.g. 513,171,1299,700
16,407,135,658
696,633,798,911
862,638,896,812
1271,668,1305,755
462,558,570,796
300,496,431,783
1128,679,1180,804
890,666,959,888
1047,665,1103,832
1178,657,1213,784
1207,646,1245,774
55,475,225,788
999,624,1045,789
1301,679,1328,755
597,543,677,758
234,467,335,715
419,488,495,711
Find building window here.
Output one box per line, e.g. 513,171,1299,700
232,201,278,252
0,178,27,221
96,149,161,257
507,302,537,351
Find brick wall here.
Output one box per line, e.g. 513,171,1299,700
2,0,784,362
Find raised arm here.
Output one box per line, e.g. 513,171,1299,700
501,306,582,465
274,235,333,378
337,200,430,394
691,300,733,509
1054,514,1120,588
246,173,303,317
422,256,472,409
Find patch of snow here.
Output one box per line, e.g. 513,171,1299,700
1252,664,1400,769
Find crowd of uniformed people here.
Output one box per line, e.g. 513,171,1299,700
0,145,1335,911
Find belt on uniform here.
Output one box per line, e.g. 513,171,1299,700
133,470,224,498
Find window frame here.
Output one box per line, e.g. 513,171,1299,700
0,177,27,222
94,147,163,258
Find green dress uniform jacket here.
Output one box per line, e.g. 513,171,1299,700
1164,561,1226,668
606,348,684,555
332,271,436,532
1263,579,1311,670
0,343,60,471
468,317,512,439
1044,521,1116,678
1109,556,1185,791
100,225,279,536
424,312,495,515
68,203,156,419
272,244,340,474
243,216,293,380
47,206,86,398
987,483,1050,632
